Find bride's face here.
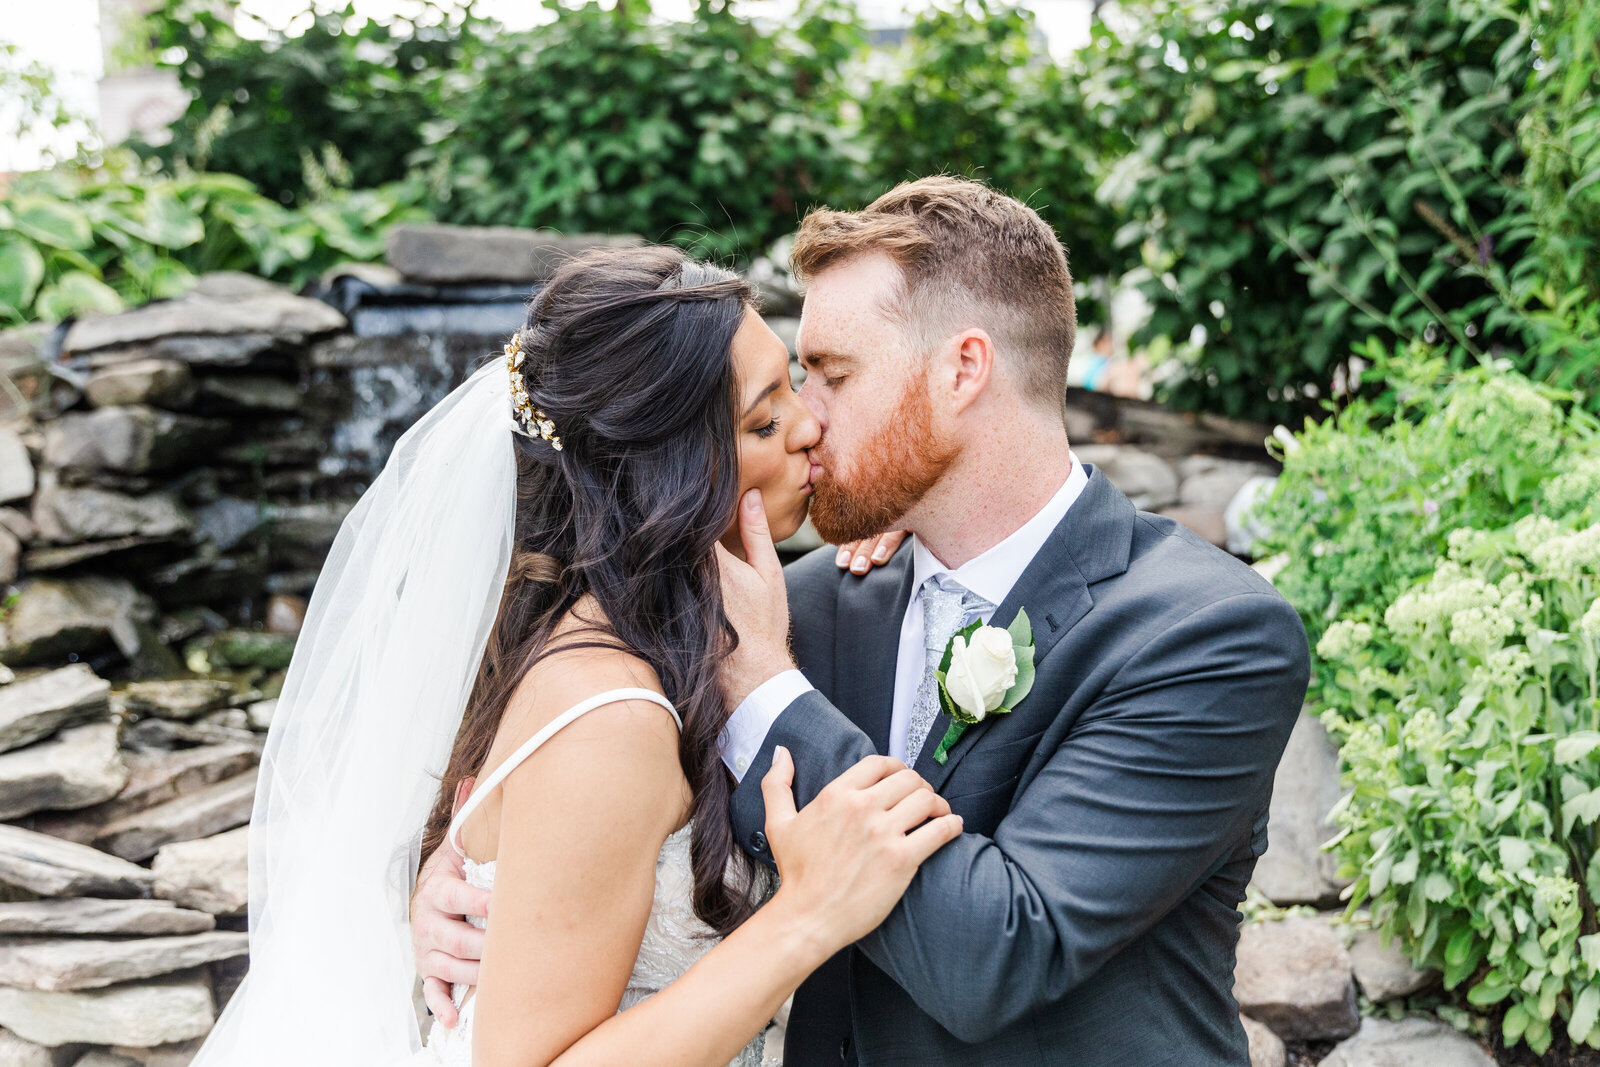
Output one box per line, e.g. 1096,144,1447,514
724,306,821,549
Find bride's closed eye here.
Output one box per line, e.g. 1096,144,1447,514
755,416,781,439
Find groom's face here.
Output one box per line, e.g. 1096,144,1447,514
795,253,958,543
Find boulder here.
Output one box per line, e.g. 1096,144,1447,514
1234,915,1359,1041
1347,926,1439,1002
1176,455,1278,512
69,1054,142,1067
0,1028,62,1067
0,665,110,754
1073,445,1180,510
386,224,644,285
88,331,279,369
151,827,248,916
63,272,345,355
2,577,158,667
1242,1014,1286,1067
42,408,226,476
93,770,257,862
0,899,214,937
0,525,18,586
264,501,354,571
244,699,275,732
84,360,195,410
120,719,262,755
0,508,35,542
1226,475,1280,557
187,631,294,673
0,969,214,1048
0,722,127,820
0,931,247,993
0,824,154,898
120,681,235,722
1155,505,1227,548
1252,712,1348,907
263,595,305,635
32,479,193,545
0,430,34,504
1319,1016,1495,1067
194,375,301,413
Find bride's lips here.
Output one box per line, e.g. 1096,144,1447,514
801,461,824,495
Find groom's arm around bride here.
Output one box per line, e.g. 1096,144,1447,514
717,479,1310,1067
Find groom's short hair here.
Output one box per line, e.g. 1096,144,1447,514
791,175,1076,410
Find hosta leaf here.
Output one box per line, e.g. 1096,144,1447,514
0,238,46,313
1563,786,1600,834
1572,985,1600,1046
33,271,122,322
8,196,93,250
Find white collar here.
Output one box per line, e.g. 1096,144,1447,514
910,452,1089,610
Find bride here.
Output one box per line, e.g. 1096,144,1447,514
190,246,962,1066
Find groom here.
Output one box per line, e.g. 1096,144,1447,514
710,176,1309,1065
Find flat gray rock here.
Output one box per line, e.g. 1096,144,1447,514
0,428,34,504
194,375,301,413
1320,1016,1495,1067
70,1053,143,1067
120,681,235,723
0,931,247,992
386,224,644,284
0,665,110,754
0,899,214,937
42,407,226,476
1348,926,1439,1001
1243,1013,1286,1067
84,359,195,409
2,576,156,668
32,479,193,546
1073,445,1181,510
94,769,257,862
63,272,345,354
1235,915,1359,1041
0,824,154,898
0,722,127,820
0,969,215,1048
1253,712,1348,906
152,826,248,916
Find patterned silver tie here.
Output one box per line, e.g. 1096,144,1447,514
905,575,995,763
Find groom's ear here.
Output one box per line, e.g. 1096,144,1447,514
947,328,996,415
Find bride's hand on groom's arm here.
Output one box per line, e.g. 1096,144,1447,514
411,836,491,1027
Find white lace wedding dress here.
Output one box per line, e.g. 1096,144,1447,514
419,688,777,1067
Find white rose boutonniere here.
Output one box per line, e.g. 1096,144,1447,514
931,608,1036,764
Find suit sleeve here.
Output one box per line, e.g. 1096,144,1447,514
729,590,1309,1044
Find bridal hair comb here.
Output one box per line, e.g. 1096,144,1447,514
504,332,563,450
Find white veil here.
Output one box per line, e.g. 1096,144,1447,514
191,359,519,1065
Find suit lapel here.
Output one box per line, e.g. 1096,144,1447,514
834,548,917,754
914,467,1138,789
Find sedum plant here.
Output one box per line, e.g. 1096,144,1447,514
1318,493,1600,1053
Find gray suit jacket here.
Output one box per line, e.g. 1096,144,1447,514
730,467,1309,1066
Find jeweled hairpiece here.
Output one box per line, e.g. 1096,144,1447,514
504,332,562,450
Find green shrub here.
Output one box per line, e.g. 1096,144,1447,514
1317,500,1600,1054
134,0,479,206
1251,351,1600,701
0,156,424,324
418,0,865,262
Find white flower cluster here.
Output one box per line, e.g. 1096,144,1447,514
1447,527,1494,561
1545,457,1600,517
1528,524,1600,579
1317,619,1374,661
1580,599,1600,640
1445,376,1561,462
1385,563,1501,635
1514,514,1564,557
1471,645,1533,691
1449,605,1517,649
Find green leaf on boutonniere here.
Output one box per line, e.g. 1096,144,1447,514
937,619,983,676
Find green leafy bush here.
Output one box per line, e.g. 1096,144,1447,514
134,0,480,205
0,157,424,324
417,0,865,262
1318,500,1600,1054
855,0,1130,312
1251,351,1600,700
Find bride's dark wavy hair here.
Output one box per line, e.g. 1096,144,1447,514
419,245,758,934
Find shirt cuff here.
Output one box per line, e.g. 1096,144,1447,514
718,669,815,782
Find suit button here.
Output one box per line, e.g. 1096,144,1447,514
751,830,768,852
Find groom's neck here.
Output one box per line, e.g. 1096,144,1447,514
904,412,1074,571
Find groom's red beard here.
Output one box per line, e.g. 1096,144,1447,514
808,375,958,545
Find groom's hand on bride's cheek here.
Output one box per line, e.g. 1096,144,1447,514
834,531,908,575
714,489,797,708
411,840,490,1028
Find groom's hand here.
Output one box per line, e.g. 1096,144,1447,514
714,489,797,709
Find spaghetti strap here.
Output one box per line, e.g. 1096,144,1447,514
447,687,681,859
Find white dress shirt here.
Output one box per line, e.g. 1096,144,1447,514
719,453,1089,780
